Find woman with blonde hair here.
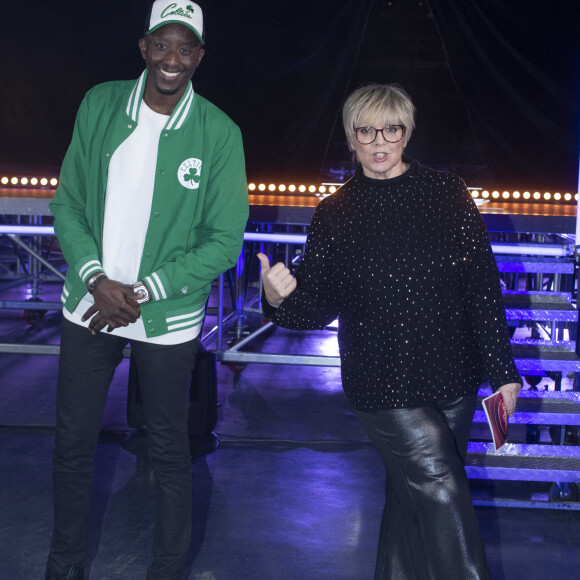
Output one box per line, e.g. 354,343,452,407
258,83,521,579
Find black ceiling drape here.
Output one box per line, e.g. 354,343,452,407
4,1,574,189
427,0,580,190
0,0,372,182
197,0,372,181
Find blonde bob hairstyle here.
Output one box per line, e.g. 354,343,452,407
342,83,416,148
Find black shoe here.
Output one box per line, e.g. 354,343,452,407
45,566,84,580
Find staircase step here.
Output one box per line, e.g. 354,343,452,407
502,290,573,301
478,387,580,400
512,344,580,372
511,338,576,349
476,388,580,426
503,293,577,322
495,256,574,274
466,442,580,482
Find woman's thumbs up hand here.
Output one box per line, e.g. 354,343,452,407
257,253,297,307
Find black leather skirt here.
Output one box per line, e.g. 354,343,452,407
355,394,491,580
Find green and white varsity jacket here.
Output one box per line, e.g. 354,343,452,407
50,70,249,338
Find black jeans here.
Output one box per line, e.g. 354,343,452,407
46,318,198,580
355,395,491,580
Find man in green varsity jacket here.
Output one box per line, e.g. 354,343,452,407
45,2,248,579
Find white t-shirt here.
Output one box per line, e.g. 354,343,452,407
64,102,201,345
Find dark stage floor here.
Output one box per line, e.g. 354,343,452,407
1,290,580,579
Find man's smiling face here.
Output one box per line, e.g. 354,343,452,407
139,23,205,111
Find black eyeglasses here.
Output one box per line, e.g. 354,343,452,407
353,125,405,145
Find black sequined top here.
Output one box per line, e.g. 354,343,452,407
263,160,521,410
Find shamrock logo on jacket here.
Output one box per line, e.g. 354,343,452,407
178,158,203,190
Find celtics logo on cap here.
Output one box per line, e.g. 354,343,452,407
161,2,195,21
178,158,202,190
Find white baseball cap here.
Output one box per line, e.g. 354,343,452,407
146,0,204,45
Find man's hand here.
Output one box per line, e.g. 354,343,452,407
257,253,297,308
82,279,142,334
497,382,522,416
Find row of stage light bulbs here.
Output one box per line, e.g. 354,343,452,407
249,183,339,195
471,189,576,202
1,176,336,194
1,176,577,202
1,176,58,187
249,183,577,202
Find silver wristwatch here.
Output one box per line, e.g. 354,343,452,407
133,281,151,304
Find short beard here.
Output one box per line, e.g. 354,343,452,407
153,82,183,96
